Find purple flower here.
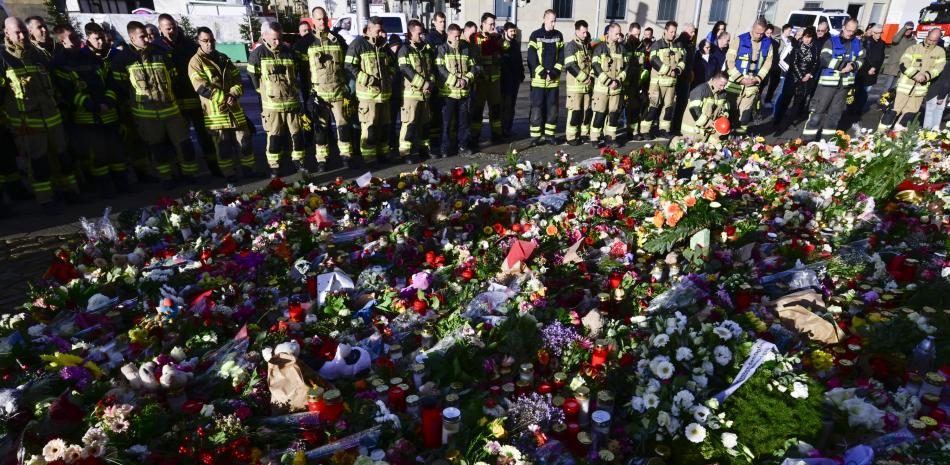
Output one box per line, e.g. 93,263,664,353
60,365,92,389
541,322,578,357
862,291,880,303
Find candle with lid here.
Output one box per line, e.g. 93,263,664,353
591,340,609,367
412,363,426,389
553,372,568,390
562,398,580,423
519,363,535,383
421,398,442,448
388,385,407,412
441,407,462,445
575,386,591,426
591,410,611,438
596,390,614,413
321,389,343,423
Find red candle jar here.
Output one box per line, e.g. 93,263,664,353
537,382,553,395
553,372,568,391
321,389,343,424
609,271,623,289
930,408,947,425
307,275,317,298
591,339,609,367
306,390,325,414
288,301,304,322
516,380,531,397
566,423,582,455
734,290,752,311
563,398,580,423
421,401,442,449
388,386,407,412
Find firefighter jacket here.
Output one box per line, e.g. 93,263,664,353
472,31,503,81
725,32,773,93
895,42,946,97
527,26,564,88
592,40,629,96
564,36,593,94
682,81,729,135
345,34,395,103
817,35,865,87
435,39,476,99
112,43,181,119
649,37,685,86
304,31,349,102
0,38,62,129
162,33,201,110
398,40,435,101
51,46,119,125
188,48,248,130
248,41,301,112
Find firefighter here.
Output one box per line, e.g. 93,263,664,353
303,6,352,171
189,27,259,181
625,22,647,140
878,28,945,132
158,14,219,176
724,19,772,136
589,22,629,148
345,16,396,166
112,21,199,187
426,11,448,144
51,23,131,197
470,12,504,145
681,71,730,143
248,21,306,177
1,17,77,213
640,21,684,139
25,16,54,59
398,19,435,163
802,18,864,142
434,23,476,158
527,9,564,145
499,22,524,140
563,20,593,146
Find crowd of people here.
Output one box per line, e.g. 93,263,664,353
1,7,949,216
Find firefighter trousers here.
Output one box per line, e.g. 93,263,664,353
11,123,75,203
357,100,391,161
261,109,305,170
210,127,254,176
470,77,503,141
73,124,127,182
310,97,352,161
399,98,430,157
878,91,924,131
590,93,623,140
565,92,592,142
640,82,676,134
802,85,849,142
135,112,199,179
727,85,760,135
529,86,559,138
441,96,471,155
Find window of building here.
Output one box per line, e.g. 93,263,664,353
658,0,678,21
553,0,573,19
494,0,511,18
756,0,777,23
606,0,626,20
803,2,823,9
869,2,885,24
708,0,728,22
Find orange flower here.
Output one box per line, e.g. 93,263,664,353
664,203,684,227
652,210,665,228
703,189,718,201
684,196,697,207
546,224,558,236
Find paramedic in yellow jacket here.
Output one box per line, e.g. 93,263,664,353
878,28,946,132
725,19,773,136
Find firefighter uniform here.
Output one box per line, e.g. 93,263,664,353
802,35,864,142
641,37,685,136
248,42,305,173
681,81,729,142
345,34,396,163
527,26,564,142
163,33,217,174
470,31,504,143
725,32,773,135
625,37,646,137
878,41,945,131
435,38,476,156
304,30,352,164
589,39,629,145
112,43,198,181
398,39,435,159
52,45,129,195
0,38,76,204
189,47,255,178
563,36,593,143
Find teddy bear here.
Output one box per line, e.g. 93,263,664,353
318,343,371,380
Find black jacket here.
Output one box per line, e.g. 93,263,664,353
859,36,886,86
500,37,525,93
927,46,950,100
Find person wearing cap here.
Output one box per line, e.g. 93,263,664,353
881,22,916,92
878,27,945,132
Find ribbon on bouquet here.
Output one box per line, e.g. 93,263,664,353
713,339,778,403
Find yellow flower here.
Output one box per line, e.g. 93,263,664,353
489,418,506,438
40,352,85,368
454,200,464,209
84,361,105,378
845,165,859,175
397,181,407,189
483,226,493,235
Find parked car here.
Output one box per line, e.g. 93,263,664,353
786,8,853,35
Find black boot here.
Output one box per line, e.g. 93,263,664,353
97,176,117,199
315,162,328,173
346,157,363,169
207,159,224,177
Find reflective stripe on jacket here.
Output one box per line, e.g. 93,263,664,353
564,37,593,94
818,35,864,87
51,46,119,125
649,38,685,87
189,49,247,129
306,32,348,101
112,44,181,118
248,42,300,112
398,41,434,101
592,40,628,96
345,35,395,103
527,26,564,88
681,82,728,136
0,40,63,129
895,42,946,97
435,40,475,99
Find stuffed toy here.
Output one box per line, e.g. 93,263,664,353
318,343,371,380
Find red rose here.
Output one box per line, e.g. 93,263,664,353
181,400,204,414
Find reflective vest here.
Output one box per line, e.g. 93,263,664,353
734,32,770,75
306,32,348,102
435,40,475,99
188,49,248,130
593,40,628,96
895,43,946,97
0,40,63,129
248,42,300,112
818,36,863,87
344,35,394,103
564,37,593,94
52,46,119,125
112,44,181,119
398,40,434,101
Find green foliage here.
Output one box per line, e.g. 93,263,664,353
858,314,926,357
44,0,71,28
240,14,262,43
847,126,918,200
643,202,727,255
489,314,541,359
178,16,197,39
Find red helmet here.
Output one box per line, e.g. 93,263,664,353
714,116,730,135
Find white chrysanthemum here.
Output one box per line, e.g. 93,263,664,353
714,345,732,365
42,439,67,462
685,423,707,443
63,444,83,463
721,432,738,449
657,411,671,428
498,445,523,464
712,326,732,340
692,405,711,423
652,360,675,380
675,347,694,362
673,389,695,408
631,396,645,412
652,333,670,347
644,393,660,410
791,381,809,399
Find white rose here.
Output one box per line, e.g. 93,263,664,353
721,432,738,449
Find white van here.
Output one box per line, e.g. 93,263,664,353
328,13,408,44
786,9,853,35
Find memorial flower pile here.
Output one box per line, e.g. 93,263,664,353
2,128,950,465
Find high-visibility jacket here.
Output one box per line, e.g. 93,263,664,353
398,40,434,101
592,40,628,96
564,37,593,94
681,81,729,136
188,48,247,130
817,35,865,87
112,43,181,119
649,37,685,87
435,39,476,99
527,26,564,89
344,35,395,103
247,42,300,112
725,32,773,93
895,42,946,97
0,39,63,129
162,33,201,111
305,31,348,102
472,31,503,81
51,46,119,125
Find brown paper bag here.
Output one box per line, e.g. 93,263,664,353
267,353,315,413
776,305,844,344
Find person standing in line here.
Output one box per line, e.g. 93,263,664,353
922,42,950,131
345,16,396,166
724,19,773,136
772,26,820,134
801,19,864,142
763,24,792,110
851,24,885,116
878,28,945,132
397,20,435,163
526,9,564,145
706,21,727,45
499,22,524,140
880,22,916,93
671,23,696,135
639,21,684,139
624,22,647,139
434,23,476,158
563,20,593,146
426,12,449,145
25,16,54,59
302,6,351,171
588,22,629,148
470,13,505,145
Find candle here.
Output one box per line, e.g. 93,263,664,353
596,390,614,413
591,339,609,367
412,363,426,389
563,399,580,423
591,410,611,438
575,387,591,426
537,382,553,395
321,389,343,424
566,423,582,455
441,407,461,445
421,399,442,449
388,385,407,412
306,388,325,414
519,363,535,384
553,372,568,391
406,394,421,420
